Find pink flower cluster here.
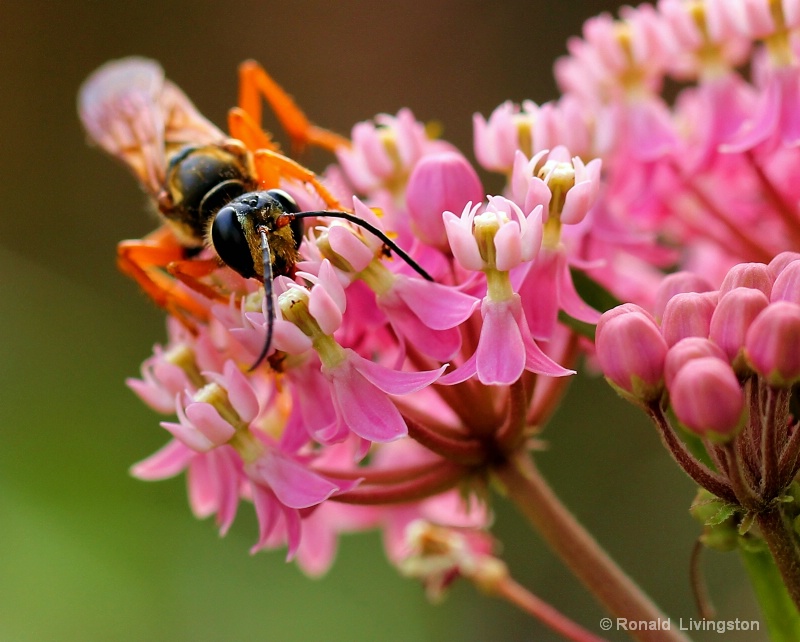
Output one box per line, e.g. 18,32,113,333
126,83,607,574
122,0,800,586
474,0,800,305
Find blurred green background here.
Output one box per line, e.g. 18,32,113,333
0,1,767,640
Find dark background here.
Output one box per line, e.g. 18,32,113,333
0,1,766,640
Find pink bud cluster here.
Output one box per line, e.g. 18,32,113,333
597,255,800,510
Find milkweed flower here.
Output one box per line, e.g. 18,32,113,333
98,0,800,620
441,197,573,385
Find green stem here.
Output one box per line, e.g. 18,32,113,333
739,542,800,642
496,452,690,642
755,504,800,612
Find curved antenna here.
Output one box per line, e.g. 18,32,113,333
249,227,276,371
289,211,433,281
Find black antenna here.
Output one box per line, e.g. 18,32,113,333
249,228,276,371
248,210,433,370
289,211,433,282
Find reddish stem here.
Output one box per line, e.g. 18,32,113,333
495,379,531,454
331,463,466,505
314,460,444,485
647,405,737,504
492,576,609,642
497,453,690,642
405,416,486,465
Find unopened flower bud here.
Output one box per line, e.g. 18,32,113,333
669,357,744,441
771,259,800,305
769,251,800,278
709,287,770,370
652,272,714,321
745,301,800,387
660,291,718,346
407,152,483,248
664,337,727,388
596,306,668,402
719,262,774,298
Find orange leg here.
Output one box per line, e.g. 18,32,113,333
166,258,229,303
253,149,345,210
228,107,280,154
237,60,350,156
117,226,219,324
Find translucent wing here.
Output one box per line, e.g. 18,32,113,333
78,57,225,197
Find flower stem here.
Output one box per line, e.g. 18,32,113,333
491,576,609,642
496,452,690,642
331,462,465,505
647,405,737,504
755,503,800,612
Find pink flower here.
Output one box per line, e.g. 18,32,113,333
321,349,446,443
441,294,573,386
444,197,543,273
336,108,454,194
246,441,358,558
515,245,601,341
510,147,602,226
473,100,539,173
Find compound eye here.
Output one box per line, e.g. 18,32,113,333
211,206,256,278
267,189,299,214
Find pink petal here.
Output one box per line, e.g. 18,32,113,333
283,505,303,561
295,508,339,576
130,439,192,480
185,403,236,446
438,352,478,385
161,419,214,452
393,276,479,330
210,448,241,534
255,450,342,509
269,318,313,354
187,455,217,518
326,360,409,442
309,282,343,335
444,208,484,271
222,361,259,423
556,254,602,324
250,485,281,553
476,298,526,385
494,220,522,272
349,350,446,395
326,224,374,272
